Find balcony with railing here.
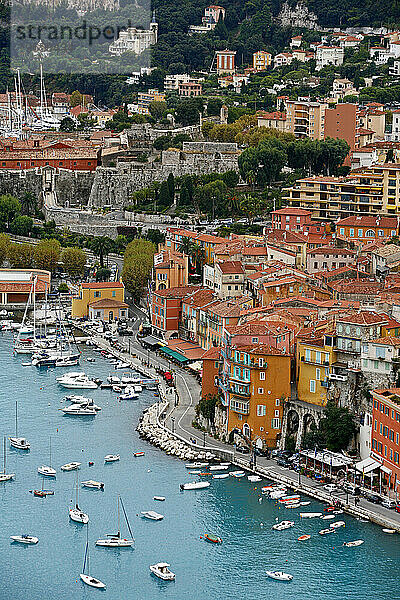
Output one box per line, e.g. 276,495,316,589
229,384,251,399
230,399,250,415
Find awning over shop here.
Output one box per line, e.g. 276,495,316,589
159,346,189,364
300,449,353,468
355,457,391,475
141,335,164,349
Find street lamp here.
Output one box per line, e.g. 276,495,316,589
171,416,175,434
203,431,206,447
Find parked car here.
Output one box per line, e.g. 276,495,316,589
381,498,397,509
395,504,400,513
323,484,338,493
342,482,357,494
276,457,291,468
235,445,250,454
361,491,381,504
254,448,269,457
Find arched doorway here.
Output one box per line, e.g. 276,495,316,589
243,423,251,438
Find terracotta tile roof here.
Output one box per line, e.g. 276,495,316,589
217,261,244,274
154,285,204,298
233,343,290,356
89,298,128,308
201,347,221,360
371,336,400,346
0,281,46,292
307,246,355,256
336,216,398,229
338,311,386,325
272,207,311,216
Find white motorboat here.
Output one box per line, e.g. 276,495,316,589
344,540,364,547
299,501,310,506
96,495,134,547
285,502,301,509
153,496,165,501
9,437,30,450
57,372,85,382
62,404,97,416
320,514,335,520
10,535,38,544
270,489,287,499
329,521,345,529
149,562,175,581
80,527,106,588
248,475,262,482
82,480,104,490
119,387,139,400
229,470,245,477
272,521,294,531
104,454,120,463
180,481,210,491
382,528,396,534
59,376,98,389
10,401,30,450
213,474,229,479
209,465,229,471
64,396,101,411
61,462,81,471
185,462,208,469
319,528,336,535
55,356,80,367
301,513,322,518
121,375,141,385
279,495,300,504
266,570,293,581
107,375,120,384
141,510,164,521
116,362,129,369
38,465,56,477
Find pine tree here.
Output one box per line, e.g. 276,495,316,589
167,173,175,202
159,181,171,207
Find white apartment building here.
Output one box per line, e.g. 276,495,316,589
109,17,158,55
369,46,392,64
315,46,344,70
164,74,192,91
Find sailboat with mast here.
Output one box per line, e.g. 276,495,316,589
0,437,15,482
80,526,106,589
38,437,56,477
96,495,134,547
9,401,30,450
69,471,89,524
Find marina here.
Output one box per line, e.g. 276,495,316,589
0,332,399,599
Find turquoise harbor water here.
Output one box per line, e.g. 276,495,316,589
0,333,398,600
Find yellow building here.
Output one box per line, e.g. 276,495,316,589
296,330,336,407
72,282,127,321
253,51,272,71
222,343,291,449
285,100,327,140
154,248,189,291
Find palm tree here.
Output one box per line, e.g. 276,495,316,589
191,243,206,274
178,237,194,256
90,236,114,267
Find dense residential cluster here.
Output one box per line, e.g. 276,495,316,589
148,211,400,492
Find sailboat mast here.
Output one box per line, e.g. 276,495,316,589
49,436,52,468
117,495,120,536
3,436,5,474
119,496,134,539
15,401,18,437
33,277,36,341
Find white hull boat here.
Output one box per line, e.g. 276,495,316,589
82,480,104,490
330,521,345,529
9,437,30,450
80,574,106,588
10,535,38,544
38,465,56,477
180,481,210,491
213,474,229,479
61,462,81,471
153,496,165,501
70,506,89,524
270,490,287,499
96,495,134,548
59,378,98,389
229,470,245,478
104,454,120,463
209,465,229,471
344,540,364,547
301,512,322,518
185,462,208,469
272,521,294,531
248,475,262,482
320,514,335,520
0,473,15,482
266,570,293,581
62,405,96,416
149,562,175,581
319,528,336,535
141,511,164,521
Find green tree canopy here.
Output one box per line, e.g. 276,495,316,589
34,239,61,272
61,246,86,277
122,238,155,300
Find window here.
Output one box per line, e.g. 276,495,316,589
260,372,265,380
339,228,345,235
259,358,264,367
112,291,116,298
350,228,354,237
376,346,385,359
94,291,101,298
358,229,363,237
310,380,316,393
305,348,311,361
365,229,375,238
274,409,280,417
257,405,266,416
275,398,280,406
315,351,321,364
258,387,264,394
96,311,102,317
316,368,321,381
271,418,280,429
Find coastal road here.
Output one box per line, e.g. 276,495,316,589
107,302,400,528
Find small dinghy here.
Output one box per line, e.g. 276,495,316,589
299,501,310,506
329,520,345,529
319,528,336,535
104,454,120,463
298,535,311,541
248,475,262,482
270,489,287,499
285,502,301,509
141,510,164,521
180,481,210,491
213,474,229,479
80,573,106,589
272,521,294,531
320,514,335,520
209,465,229,471
149,562,175,581
133,452,145,457
203,533,222,543
300,512,322,518
81,480,104,490
279,495,300,504
230,470,245,478
61,462,81,471
153,496,165,501
382,528,396,534
31,489,54,497
10,535,38,545
344,540,364,547
266,570,293,581
185,462,208,469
